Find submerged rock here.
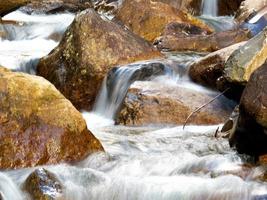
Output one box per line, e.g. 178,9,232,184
224,28,267,85
115,0,212,42
189,42,246,88
0,0,29,17
155,28,249,52
24,168,63,200
0,67,103,169
229,63,267,156
37,9,161,110
116,81,235,126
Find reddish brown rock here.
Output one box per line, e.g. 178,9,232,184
115,0,212,42
229,63,267,156
0,67,103,169
37,9,161,110
189,42,246,88
0,0,29,17
20,0,93,14
116,81,235,126
155,28,250,52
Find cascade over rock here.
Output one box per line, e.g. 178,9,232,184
0,66,103,169
37,9,161,110
115,0,212,42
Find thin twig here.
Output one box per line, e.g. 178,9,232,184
183,88,230,130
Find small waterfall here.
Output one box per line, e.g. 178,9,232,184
0,173,25,200
201,0,218,17
93,62,166,119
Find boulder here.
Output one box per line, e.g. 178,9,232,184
189,42,246,88
116,81,235,126
20,0,93,14
0,67,103,169
155,28,249,52
0,0,29,17
93,0,120,16
224,27,267,85
24,168,64,200
229,63,267,156
235,0,267,23
37,9,161,110
115,0,212,42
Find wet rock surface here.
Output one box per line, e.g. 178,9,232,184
155,28,249,52
0,66,103,169
37,9,161,110
116,81,235,126
189,42,246,88
224,27,267,85
0,0,29,17
20,0,93,14
235,0,267,23
229,63,267,156
115,0,212,42
23,168,64,200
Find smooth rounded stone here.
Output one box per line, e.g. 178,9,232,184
0,0,29,17
37,9,161,110
235,0,267,23
0,66,103,169
20,0,93,14
23,168,64,200
155,28,250,52
189,42,246,88
114,0,212,42
224,27,267,85
116,81,236,126
229,63,267,156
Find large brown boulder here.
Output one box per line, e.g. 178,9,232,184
155,28,249,52
115,0,212,42
229,63,267,156
0,67,103,169
189,42,246,88
37,9,161,110
116,81,235,126
0,0,29,17
224,27,267,85
23,168,64,200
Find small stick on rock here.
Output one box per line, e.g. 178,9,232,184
183,88,230,130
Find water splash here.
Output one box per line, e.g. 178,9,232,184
93,62,166,119
201,0,218,17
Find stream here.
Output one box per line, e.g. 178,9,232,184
1,7,267,200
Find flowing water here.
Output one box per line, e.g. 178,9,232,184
201,0,218,17
1,9,267,200
0,11,74,73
